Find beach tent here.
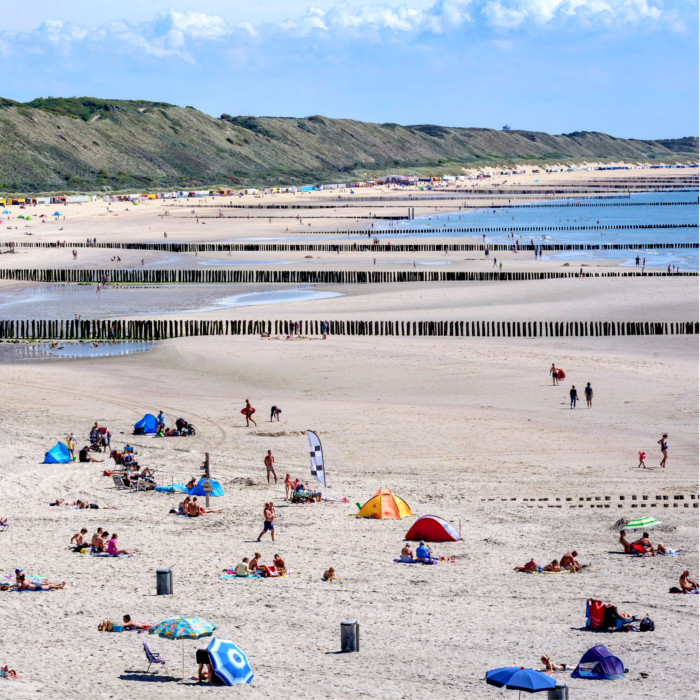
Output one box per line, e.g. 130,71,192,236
404,514,460,542
572,645,626,680
133,414,158,434
357,488,412,519
189,478,224,497
43,442,71,464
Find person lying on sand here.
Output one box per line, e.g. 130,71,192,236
559,551,580,571
122,614,151,630
0,665,20,679
51,499,77,506
632,533,656,556
619,530,632,553
76,500,115,510
539,655,573,672
514,558,539,572
680,570,699,592
542,560,560,572
323,567,336,581
17,573,65,591
656,543,678,555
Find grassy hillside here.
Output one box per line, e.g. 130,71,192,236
0,97,696,194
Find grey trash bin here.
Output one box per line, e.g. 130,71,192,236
340,620,360,652
547,683,568,699
156,568,172,595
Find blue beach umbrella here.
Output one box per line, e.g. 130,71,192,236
485,667,556,697
207,638,254,685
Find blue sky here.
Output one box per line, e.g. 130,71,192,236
0,0,697,138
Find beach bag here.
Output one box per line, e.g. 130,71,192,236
669,586,682,593
639,617,655,631
98,619,114,632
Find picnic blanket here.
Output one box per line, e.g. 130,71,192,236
90,552,131,558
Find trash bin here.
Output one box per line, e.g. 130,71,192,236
340,620,359,652
547,683,568,699
156,568,172,595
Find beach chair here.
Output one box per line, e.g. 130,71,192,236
143,642,169,675
586,600,606,630
0,522,9,533
112,474,127,490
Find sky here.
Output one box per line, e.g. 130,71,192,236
0,0,697,138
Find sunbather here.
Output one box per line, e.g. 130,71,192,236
416,542,436,563
178,496,191,514
76,500,115,510
560,551,580,571
91,529,106,552
539,655,573,672
680,570,699,592
656,543,677,555
249,552,261,573
235,557,250,577
186,477,196,490
79,446,103,463
514,558,539,572
107,533,131,556
0,518,7,526
619,530,632,554
122,614,151,630
17,574,65,591
71,528,89,550
401,544,415,562
542,560,560,572
273,554,286,573
632,533,656,556
51,499,77,506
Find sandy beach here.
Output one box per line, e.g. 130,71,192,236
0,167,697,699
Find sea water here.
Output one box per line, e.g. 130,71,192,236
377,191,699,270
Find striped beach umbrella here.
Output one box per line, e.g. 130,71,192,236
150,617,216,675
624,517,660,530
207,637,254,685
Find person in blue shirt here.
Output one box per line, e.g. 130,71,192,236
416,542,434,563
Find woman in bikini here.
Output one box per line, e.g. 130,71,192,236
539,655,573,672
658,433,668,468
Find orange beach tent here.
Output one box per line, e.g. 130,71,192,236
357,488,412,519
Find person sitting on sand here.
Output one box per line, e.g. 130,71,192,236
79,446,103,463
187,499,201,517
186,477,196,490
323,567,336,581
542,560,560,572
123,443,134,453
71,528,89,551
619,530,632,553
273,554,286,574
680,570,699,592
400,544,415,562
178,496,191,514
235,557,250,577
632,533,656,556
416,542,436,563
122,614,151,630
514,558,539,572
559,551,580,571
91,529,106,552
539,655,573,672
17,573,65,591
248,552,262,574
107,533,131,556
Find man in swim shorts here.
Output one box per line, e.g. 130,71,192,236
264,450,277,485
256,502,275,542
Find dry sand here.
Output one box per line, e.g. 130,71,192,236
0,167,697,699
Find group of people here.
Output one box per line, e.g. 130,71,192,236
638,434,669,469
233,552,286,577
619,530,678,557
400,542,438,564
549,364,593,409
515,550,581,573
284,474,322,503
6,569,66,591
176,496,222,517
70,526,132,556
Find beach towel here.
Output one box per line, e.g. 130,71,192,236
221,573,263,580
90,552,131,558
658,551,682,556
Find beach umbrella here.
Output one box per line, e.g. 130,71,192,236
53,211,61,216
485,667,555,697
624,517,660,530
206,638,254,685
149,616,216,676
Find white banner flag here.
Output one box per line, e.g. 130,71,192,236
307,430,326,487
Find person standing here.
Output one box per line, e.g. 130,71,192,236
658,433,668,468
569,385,578,409
66,433,76,461
550,363,559,386
264,450,277,485
243,399,257,427
256,502,275,542
584,382,593,409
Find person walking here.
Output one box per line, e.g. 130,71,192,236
256,502,275,542
243,399,257,427
584,382,593,409
658,433,668,468
264,450,277,485
569,385,578,409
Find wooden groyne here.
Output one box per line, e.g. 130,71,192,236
0,318,697,341
0,268,696,284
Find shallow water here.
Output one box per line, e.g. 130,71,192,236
0,340,154,363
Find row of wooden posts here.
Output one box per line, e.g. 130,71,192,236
0,268,696,284
1,318,697,341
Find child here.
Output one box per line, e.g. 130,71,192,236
323,567,336,581
639,450,647,468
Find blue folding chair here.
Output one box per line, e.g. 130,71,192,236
143,642,169,675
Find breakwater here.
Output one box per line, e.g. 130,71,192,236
0,268,695,284
0,318,697,341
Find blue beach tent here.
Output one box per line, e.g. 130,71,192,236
189,478,224,497
43,442,71,464
572,645,626,680
133,414,158,434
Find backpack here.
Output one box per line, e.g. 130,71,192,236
639,617,655,632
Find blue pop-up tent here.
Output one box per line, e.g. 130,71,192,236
134,414,158,434
572,645,626,680
189,478,224,497
43,442,71,464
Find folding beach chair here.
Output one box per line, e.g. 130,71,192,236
112,475,127,490
0,522,9,533
143,642,169,675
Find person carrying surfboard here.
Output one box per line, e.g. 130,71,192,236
242,399,257,427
